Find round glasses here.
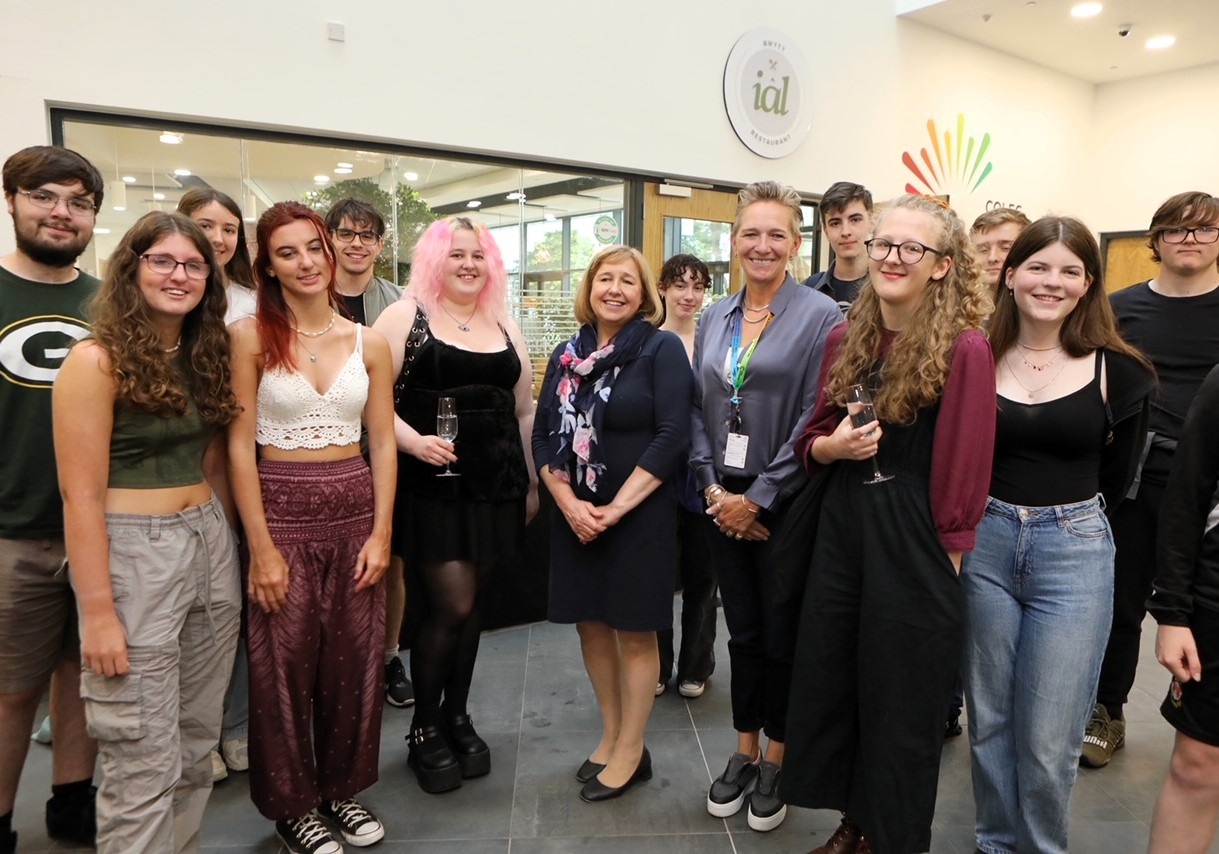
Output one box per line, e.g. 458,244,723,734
864,238,945,265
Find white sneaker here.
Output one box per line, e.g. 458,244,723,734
654,681,667,697
678,680,706,698
210,748,228,782
221,737,249,771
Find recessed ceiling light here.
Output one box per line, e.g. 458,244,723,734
94,228,111,235
506,192,524,201
158,132,182,145
1146,34,1176,49
314,175,330,183
333,167,353,175
152,192,166,201
403,172,419,182
111,205,125,212
1070,2,1103,18
122,176,137,183
336,161,353,169
173,169,191,177
466,200,481,208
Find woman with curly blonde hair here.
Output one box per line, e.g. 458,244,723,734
784,195,998,854
53,211,242,852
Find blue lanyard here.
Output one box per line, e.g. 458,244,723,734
728,312,764,405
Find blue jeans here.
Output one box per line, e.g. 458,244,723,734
962,496,1114,854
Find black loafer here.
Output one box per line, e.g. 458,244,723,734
579,748,652,803
445,713,491,778
576,758,606,784
407,725,463,793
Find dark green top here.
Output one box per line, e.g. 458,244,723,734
108,383,214,489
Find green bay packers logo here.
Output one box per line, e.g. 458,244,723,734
0,315,91,389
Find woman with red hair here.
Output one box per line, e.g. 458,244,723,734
228,201,396,853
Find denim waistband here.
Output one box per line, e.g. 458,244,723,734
984,493,1105,524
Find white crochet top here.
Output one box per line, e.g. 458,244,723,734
256,327,367,450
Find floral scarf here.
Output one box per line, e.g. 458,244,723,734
547,317,655,493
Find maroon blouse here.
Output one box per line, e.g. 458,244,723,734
795,325,996,552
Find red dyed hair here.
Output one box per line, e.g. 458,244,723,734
253,201,339,370
405,216,510,325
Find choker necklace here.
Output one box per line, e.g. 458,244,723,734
439,301,477,332
1005,350,1067,399
1015,341,1060,352
1015,343,1062,372
291,309,336,338
743,300,771,313
164,338,181,354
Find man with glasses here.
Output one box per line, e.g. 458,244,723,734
323,198,415,710
0,145,104,853
803,181,873,316
1082,191,1219,769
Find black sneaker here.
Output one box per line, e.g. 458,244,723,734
706,752,758,817
275,814,342,854
746,760,787,831
45,786,96,846
386,657,415,708
317,798,385,847
944,710,963,739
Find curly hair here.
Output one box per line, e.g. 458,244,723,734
405,216,509,326
826,195,993,424
89,212,239,425
990,215,1152,370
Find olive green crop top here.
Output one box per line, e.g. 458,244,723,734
108,395,214,489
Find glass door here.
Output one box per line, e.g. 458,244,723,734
642,183,742,306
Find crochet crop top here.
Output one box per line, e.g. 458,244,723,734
256,327,368,450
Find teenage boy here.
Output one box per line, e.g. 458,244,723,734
804,181,872,315
1082,191,1219,768
971,207,1031,287
0,145,104,853
323,199,414,708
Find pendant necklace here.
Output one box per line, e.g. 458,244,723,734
1005,350,1067,399
439,301,477,332
1015,343,1063,372
291,309,336,363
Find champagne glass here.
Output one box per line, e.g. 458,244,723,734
436,396,460,478
847,384,893,485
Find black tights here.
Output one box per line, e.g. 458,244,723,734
409,559,491,727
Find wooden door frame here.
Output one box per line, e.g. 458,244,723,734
641,182,743,293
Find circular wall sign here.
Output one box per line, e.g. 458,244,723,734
723,28,813,159
593,215,620,244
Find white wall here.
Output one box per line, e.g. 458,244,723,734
0,0,1182,251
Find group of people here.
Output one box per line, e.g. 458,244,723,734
3,141,1219,854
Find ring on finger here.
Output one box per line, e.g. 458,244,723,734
734,533,743,540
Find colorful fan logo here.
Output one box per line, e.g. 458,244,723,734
902,115,994,197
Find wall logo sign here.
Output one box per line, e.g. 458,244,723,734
902,114,994,197
593,215,620,245
723,28,812,159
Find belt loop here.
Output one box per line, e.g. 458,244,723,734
149,515,161,541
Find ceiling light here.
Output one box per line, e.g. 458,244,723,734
158,132,182,145
1146,34,1176,49
333,167,353,175
152,192,166,201
111,206,126,212
336,161,353,169
1070,2,1102,18
173,168,191,177
466,200,481,208
94,228,111,235
506,192,524,201
544,213,556,222
122,175,137,183
314,175,330,183
403,172,419,182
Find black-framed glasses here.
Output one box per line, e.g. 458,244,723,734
1160,226,1219,245
141,254,211,280
332,228,382,246
865,238,945,264
17,188,97,217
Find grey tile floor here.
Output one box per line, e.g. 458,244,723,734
10,606,1212,853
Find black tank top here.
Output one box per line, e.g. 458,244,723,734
990,351,1107,507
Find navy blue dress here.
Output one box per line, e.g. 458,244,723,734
532,328,693,631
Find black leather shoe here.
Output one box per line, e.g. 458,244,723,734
407,725,463,793
445,713,491,778
579,748,652,803
575,758,606,784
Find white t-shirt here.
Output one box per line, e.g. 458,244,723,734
224,282,257,325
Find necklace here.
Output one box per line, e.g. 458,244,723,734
291,309,336,338
743,314,769,325
1015,343,1062,372
743,300,771,313
1015,340,1059,351
1005,350,1068,399
439,300,477,332
164,338,181,354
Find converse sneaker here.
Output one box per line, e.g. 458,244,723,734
317,798,385,847
706,752,759,817
275,813,342,854
1080,703,1125,768
746,759,787,831
678,680,706,699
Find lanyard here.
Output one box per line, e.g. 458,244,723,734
729,311,769,405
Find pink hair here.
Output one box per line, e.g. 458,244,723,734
405,216,510,325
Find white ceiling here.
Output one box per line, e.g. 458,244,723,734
899,0,1219,83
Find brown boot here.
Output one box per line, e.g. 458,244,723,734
809,817,862,854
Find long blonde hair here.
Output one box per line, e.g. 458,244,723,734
825,195,992,424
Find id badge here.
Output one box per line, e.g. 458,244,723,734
724,433,749,469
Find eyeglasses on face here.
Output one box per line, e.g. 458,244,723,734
864,238,945,265
17,188,97,217
141,254,211,280
1160,226,1219,245
332,228,382,246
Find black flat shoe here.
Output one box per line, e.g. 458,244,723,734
407,725,463,793
575,758,606,784
579,748,652,803
445,713,491,778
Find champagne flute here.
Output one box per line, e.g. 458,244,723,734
436,396,460,478
847,384,893,485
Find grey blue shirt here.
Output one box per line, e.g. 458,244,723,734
690,275,840,511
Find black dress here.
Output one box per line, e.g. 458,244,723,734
394,330,529,566
532,329,692,632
